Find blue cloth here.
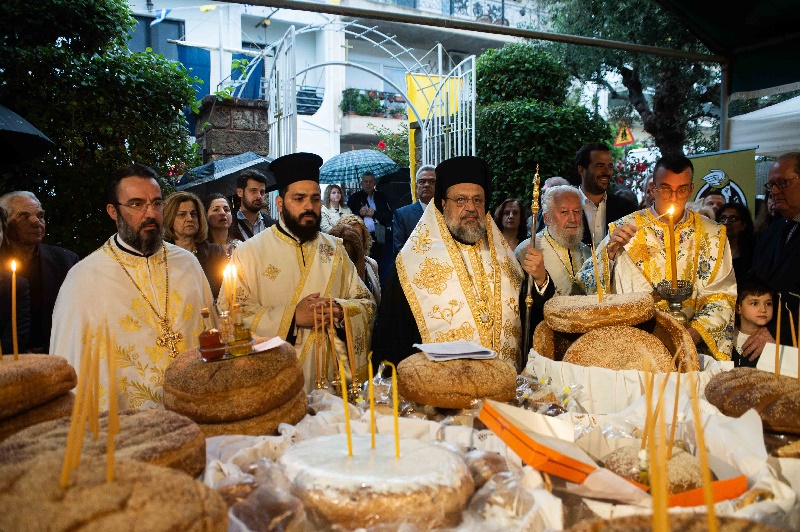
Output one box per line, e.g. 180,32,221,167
177,46,211,135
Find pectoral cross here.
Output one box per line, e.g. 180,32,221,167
157,319,183,358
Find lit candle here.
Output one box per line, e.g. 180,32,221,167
368,353,375,449
11,261,18,359
590,243,604,302
775,293,782,378
668,206,678,289
229,265,237,309
337,357,353,457
668,361,682,459
384,361,400,458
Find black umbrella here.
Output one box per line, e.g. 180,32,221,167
176,152,275,199
0,104,55,165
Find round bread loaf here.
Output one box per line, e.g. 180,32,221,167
651,310,699,371
164,341,303,422
0,454,228,531
278,433,474,530
544,292,655,333
397,352,517,409
0,354,77,419
464,449,510,489
563,326,674,372
704,367,800,435
603,445,702,494
568,513,782,531
533,320,555,360
0,392,74,442
199,388,308,438
0,408,206,478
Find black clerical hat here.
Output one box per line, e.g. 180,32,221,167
434,155,491,211
268,152,323,191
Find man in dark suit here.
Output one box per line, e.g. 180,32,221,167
392,165,435,255
347,171,393,273
0,191,79,352
746,152,800,362
574,142,638,246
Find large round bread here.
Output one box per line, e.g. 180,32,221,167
544,292,655,333
397,352,517,409
278,434,474,530
0,408,206,477
198,388,308,438
704,367,800,435
651,310,699,371
532,321,580,362
164,341,303,422
0,391,74,441
568,513,782,531
0,354,77,419
0,454,228,531
563,326,674,372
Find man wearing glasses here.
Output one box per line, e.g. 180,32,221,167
50,164,214,410
579,154,736,360
391,165,436,256
747,152,800,361
373,155,552,370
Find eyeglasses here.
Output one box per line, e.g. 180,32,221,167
653,185,692,199
115,199,164,212
763,175,799,193
719,215,740,224
445,196,485,208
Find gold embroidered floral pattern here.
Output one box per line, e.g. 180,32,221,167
263,264,281,280
318,243,335,263
501,257,522,291
499,344,517,363
428,299,463,324
410,223,433,253
505,297,519,315
433,322,475,343
413,257,454,295
503,319,521,340
119,315,140,332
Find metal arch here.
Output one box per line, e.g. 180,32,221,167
266,26,297,158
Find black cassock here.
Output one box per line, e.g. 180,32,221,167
371,264,555,370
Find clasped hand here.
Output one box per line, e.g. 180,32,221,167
295,292,343,327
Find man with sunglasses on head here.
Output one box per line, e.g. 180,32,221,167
50,164,214,409
578,154,736,360
746,152,800,361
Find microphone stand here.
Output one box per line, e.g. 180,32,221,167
521,165,541,371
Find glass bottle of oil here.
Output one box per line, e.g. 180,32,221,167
198,307,225,360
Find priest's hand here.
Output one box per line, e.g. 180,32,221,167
607,223,638,260
522,247,547,288
742,326,774,361
295,293,343,327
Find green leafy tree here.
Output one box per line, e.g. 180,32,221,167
369,122,409,167
534,0,719,157
0,0,201,256
475,43,610,208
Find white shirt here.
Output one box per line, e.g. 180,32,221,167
579,187,608,247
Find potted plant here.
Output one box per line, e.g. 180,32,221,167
389,104,405,119
339,88,361,115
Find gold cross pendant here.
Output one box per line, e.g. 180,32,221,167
157,319,183,358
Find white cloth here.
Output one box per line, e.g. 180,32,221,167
365,256,381,306
222,225,376,391
579,187,608,247
320,204,352,233
363,195,376,233
50,236,213,410
397,202,524,364
733,328,750,353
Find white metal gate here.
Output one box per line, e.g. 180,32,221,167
266,26,297,158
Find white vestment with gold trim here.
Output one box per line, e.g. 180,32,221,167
50,237,212,410
222,225,376,392
516,229,592,296
577,208,736,359
397,203,524,364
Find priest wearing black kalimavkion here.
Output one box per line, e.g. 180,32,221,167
372,155,554,371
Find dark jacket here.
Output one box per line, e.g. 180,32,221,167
346,190,393,229
196,240,228,300
228,211,277,242
392,200,424,256
749,217,800,345
582,192,638,246
0,243,79,352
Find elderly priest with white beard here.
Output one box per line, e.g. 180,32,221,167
515,185,592,297
219,153,376,392
372,156,554,370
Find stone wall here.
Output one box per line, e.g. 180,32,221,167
194,95,270,162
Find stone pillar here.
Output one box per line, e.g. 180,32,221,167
194,95,270,162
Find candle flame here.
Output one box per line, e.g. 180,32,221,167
667,205,675,216
10,260,16,272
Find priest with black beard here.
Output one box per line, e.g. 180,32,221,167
219,152,376,391
372,156,554,372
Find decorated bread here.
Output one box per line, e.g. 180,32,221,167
0,354,76,419
0,392,74,441
198,389,308,438
543,292,655,333
563,326,674,372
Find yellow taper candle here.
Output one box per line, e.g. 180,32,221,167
11,261,18,359
590,243,604,302
384,361,400,458
787,304,797,349
775,293,782,378
668,206,678,289
368,353,375,449
337,357,353,457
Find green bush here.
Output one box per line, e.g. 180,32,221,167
476,43,571,107
339,88,361,113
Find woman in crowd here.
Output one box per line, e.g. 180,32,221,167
164,191,228,299
754,193,779,237
716,202,756,284
205,192,242,258
336,214,380,305
321,184,352,232
493,198,526,250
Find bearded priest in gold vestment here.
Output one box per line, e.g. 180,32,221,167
578,154,736,360
219,153,376,392
50,164,214,409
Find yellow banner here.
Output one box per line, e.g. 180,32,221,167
689,148,757,210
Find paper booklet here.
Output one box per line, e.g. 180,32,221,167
413,340,497,362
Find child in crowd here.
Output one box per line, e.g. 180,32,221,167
732,279,775,367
